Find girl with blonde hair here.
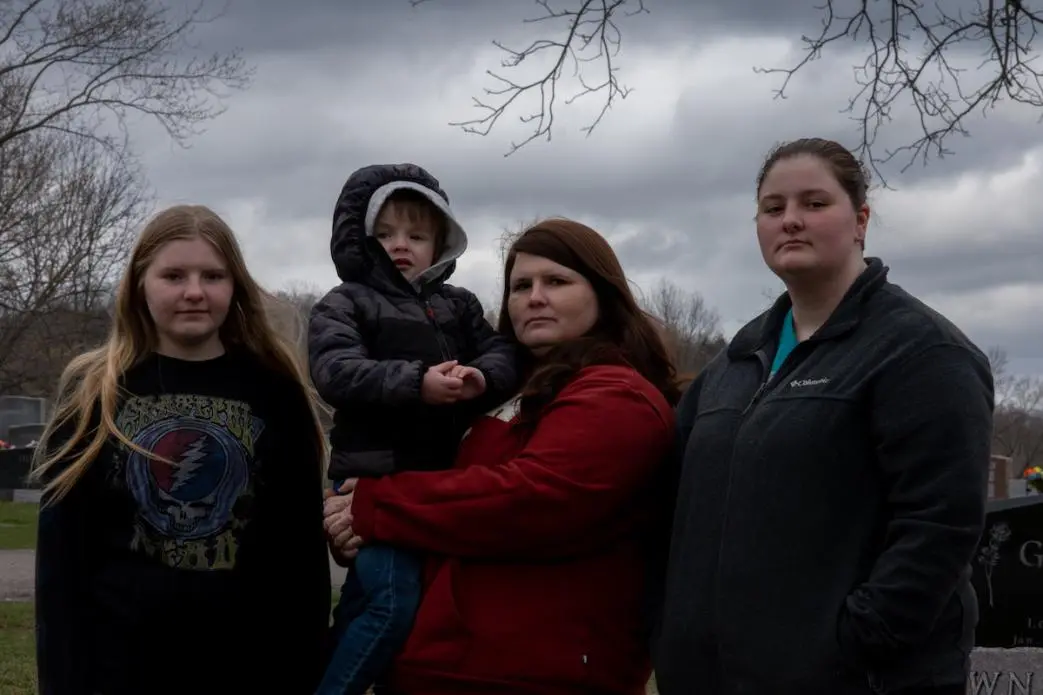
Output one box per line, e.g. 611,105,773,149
32,205,332,695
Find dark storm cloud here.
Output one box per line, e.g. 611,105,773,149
146,0,1043,239
197,0,492,51
183,0,1041,199
881,238,1041,296
198,0,615,54
206,0,987,53
133,0,1043,374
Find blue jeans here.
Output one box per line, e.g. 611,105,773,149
315,543,422,695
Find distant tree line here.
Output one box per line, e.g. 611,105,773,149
9,279,1042,476
0,0,250,395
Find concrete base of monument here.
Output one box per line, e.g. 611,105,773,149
970,648,1042,693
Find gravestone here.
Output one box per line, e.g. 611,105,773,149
973,496,1043,648
969,496,1043,693
7,423,44,447
0,446,34,501
970,649,1041,694
0,395,47,440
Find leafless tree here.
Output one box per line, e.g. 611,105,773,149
758,1,1043,185
0,132,143,394
0,0,252,395
989,346,1043,473
1,306,111,398
0,0,251,151
414,0,646,156
643,279,725,375
270,283,323,357
424,0,1043,182
270,282,335,429
275,282,323,317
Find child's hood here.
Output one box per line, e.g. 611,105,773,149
330,163,468,289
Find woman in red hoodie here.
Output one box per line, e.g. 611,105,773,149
323,217,680,695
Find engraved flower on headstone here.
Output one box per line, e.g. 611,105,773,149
976,522,1012,608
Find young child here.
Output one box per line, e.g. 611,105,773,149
308,163,519,695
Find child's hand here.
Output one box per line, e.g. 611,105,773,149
421,360,464,404
449,365,486,400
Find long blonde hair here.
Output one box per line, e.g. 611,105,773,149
30,204,328,503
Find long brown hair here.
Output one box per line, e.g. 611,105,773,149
497,218,680,425
30,204,328,503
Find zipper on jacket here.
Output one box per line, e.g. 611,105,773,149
421,298,461,436
422,299,453,361
714,347,770,678
717,340,817,677
741,380,766,416
739,348,771,416
740,334,817,417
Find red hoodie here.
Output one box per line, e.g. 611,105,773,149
350,364,676,695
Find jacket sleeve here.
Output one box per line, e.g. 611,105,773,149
35,419,99,695
350,369,675,559
308,287,423,408
236,378,331,692
837,342,994,666
458,290,518,403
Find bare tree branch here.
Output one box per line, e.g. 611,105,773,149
0,0,253,152
270,283,334,428
0,0,253,396
988,346,1043,473
0,131,145,394
417,0,647,156
756,0,1043,186
642,279,725,375
437,1,1043,173
269,282,324,357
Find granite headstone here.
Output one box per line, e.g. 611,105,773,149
7,423,44,447
968,496,1043,693
969,648,1041,694
0,395,47,439
973,496,1043,648
0,446,34,501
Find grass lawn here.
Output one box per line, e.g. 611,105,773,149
0,502,38,550
0,601,34,694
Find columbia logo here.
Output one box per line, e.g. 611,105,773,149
790,377,830,388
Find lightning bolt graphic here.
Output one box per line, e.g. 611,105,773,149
169,436,207,492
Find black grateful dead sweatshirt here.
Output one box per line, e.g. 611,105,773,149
34,350,331,695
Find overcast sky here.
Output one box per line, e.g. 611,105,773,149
132,0,1043,377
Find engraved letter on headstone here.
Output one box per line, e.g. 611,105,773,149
1009,671,1033,695
1021,540,1043,569
968,669,1036,695
969,671,1000,694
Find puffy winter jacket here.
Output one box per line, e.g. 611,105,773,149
308,163,519,480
